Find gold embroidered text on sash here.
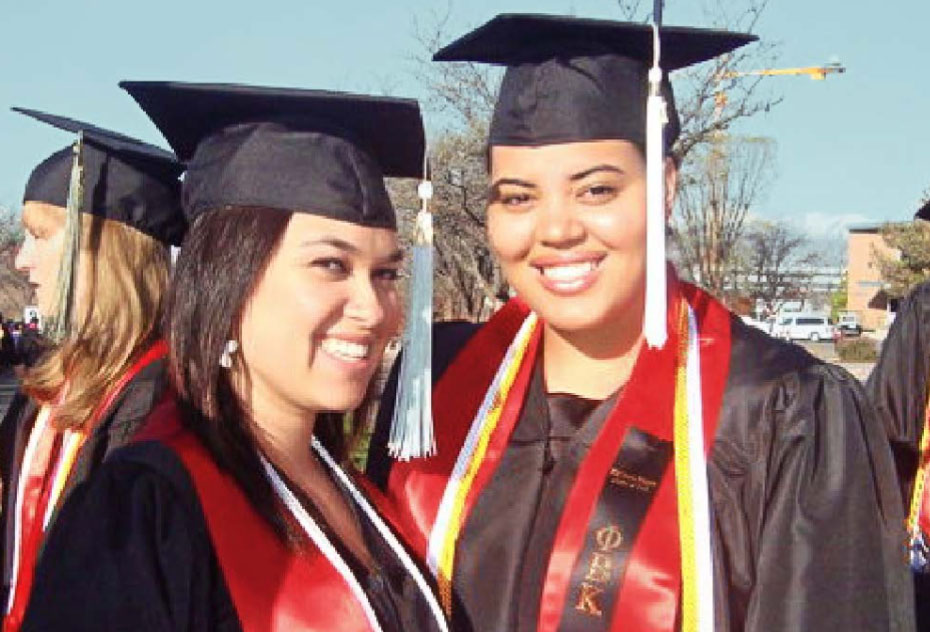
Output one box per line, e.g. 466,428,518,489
609,467,659,493
574,524,625,617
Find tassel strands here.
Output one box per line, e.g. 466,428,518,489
389,162,435,460
643,18,669,349
48,133,85,343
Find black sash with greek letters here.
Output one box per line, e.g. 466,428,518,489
559,426,673,631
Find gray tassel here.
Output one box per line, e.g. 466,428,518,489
48,133,84,343
389,155,435,461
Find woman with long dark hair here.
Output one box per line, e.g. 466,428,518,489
22,83,446,632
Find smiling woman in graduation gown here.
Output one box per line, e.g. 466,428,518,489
21,82,447,632
367,14,913,632
0,111,186,631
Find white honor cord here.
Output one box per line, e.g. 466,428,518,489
6,407,51,615
260,455,384,632
312,438,450,632
426,313,538,575
685,306,715,631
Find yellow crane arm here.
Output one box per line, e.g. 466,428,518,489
720,64,846,81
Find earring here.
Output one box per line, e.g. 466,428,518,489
219,339,239,369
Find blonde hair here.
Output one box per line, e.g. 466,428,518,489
23,212,171,430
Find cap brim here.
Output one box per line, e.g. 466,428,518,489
433,13,757,70
12,106,180,173
917,200,930,221
120,81,425,179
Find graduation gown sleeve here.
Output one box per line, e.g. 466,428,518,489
21,442,241,632
866,280,930,502
866,281,930,628
713,320,913,631
1,392,37,616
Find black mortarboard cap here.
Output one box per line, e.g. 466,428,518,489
433,14,757,150
16,108,187,246
119,81,426,229
917,199,930,221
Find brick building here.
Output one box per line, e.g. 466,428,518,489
846,223,898,331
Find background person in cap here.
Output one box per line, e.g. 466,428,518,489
867,199,930,629
10,318,47,381
367,14,912,632
0,318,14,371
22,81,448,632
0,110,186,632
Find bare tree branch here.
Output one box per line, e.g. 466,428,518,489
672,135,776,297
409,5,501,131
738,219,822,314
616,0,648,21
672,0,782,162
0,205,31,318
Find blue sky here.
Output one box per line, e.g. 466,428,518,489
1,0,928,236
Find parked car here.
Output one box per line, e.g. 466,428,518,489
772,313,836,342
836,312,862,337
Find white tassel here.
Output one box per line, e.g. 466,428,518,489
644,25,668,349
388,179,435,460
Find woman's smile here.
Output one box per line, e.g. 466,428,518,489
318,334,378,374
531,252,606,295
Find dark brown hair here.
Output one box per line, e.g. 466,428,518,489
165,205,347,544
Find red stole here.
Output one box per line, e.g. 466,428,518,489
3,341,168,632
385,282,732,631
138,397,385,632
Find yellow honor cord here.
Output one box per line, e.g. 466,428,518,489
435,319,537,614
43,428,88,529
907,381,930,536
673,300,699,632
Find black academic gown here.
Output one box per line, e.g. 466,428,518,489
867,279,930,628
0,358,169,617
21,438,444,632
369,317,913,632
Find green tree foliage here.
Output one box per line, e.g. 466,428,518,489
830,271,848,320
872,221,930,298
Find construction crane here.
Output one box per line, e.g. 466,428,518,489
721,61,846,81
714,61,846,110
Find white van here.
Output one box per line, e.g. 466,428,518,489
772,313,835,342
